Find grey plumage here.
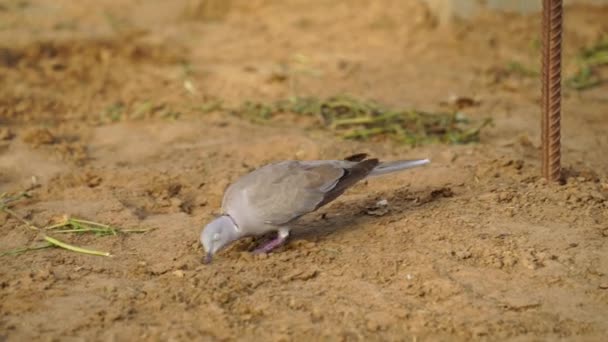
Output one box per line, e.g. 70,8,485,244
201,153,430,262
368,159,432,177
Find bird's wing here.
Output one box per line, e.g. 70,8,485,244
224,158,378,226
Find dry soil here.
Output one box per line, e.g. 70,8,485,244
1,0,608,341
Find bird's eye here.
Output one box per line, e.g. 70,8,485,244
212,233,220,241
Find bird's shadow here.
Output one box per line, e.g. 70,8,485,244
242,186,454,251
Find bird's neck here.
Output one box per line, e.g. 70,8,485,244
224,214,243,240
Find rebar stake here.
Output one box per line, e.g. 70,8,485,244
541,0,563,182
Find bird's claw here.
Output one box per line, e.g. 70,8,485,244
252,235,287,254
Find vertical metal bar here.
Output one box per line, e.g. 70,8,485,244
541,0,563,182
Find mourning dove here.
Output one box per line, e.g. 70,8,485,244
201,153,430,263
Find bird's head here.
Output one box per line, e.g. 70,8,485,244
200,215,240,264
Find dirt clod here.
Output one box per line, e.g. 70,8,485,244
365,311,396,332
282,268,318,282
0,1,607,341
22,128,56,146
0,127,14,140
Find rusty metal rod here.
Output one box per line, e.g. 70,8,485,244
541,0,563,182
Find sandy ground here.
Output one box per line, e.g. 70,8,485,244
1,0,608,341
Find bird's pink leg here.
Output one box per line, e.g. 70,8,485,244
252,228,290,254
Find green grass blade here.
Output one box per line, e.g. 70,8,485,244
43,236,111,257
0,244,53,257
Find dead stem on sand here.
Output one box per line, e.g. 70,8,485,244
1,192,152,257
228,95,492,146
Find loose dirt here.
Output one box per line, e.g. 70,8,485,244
1,0,607,340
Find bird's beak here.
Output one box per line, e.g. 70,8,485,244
203,252,213,264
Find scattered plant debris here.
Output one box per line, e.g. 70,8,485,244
1,192,151,257
225,95,492,146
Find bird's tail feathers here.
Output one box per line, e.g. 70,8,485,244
368,159,430,177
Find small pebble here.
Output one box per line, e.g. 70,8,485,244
454,250,472,260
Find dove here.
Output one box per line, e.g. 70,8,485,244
200,153,430,263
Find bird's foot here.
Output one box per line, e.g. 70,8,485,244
252,228,289,254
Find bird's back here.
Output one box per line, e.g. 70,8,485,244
221,160,348,231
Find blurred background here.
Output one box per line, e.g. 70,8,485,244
1,1,607,341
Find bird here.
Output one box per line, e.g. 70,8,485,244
200,153,430,263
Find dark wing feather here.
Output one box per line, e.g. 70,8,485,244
315,158,378,208
344,153,368,162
